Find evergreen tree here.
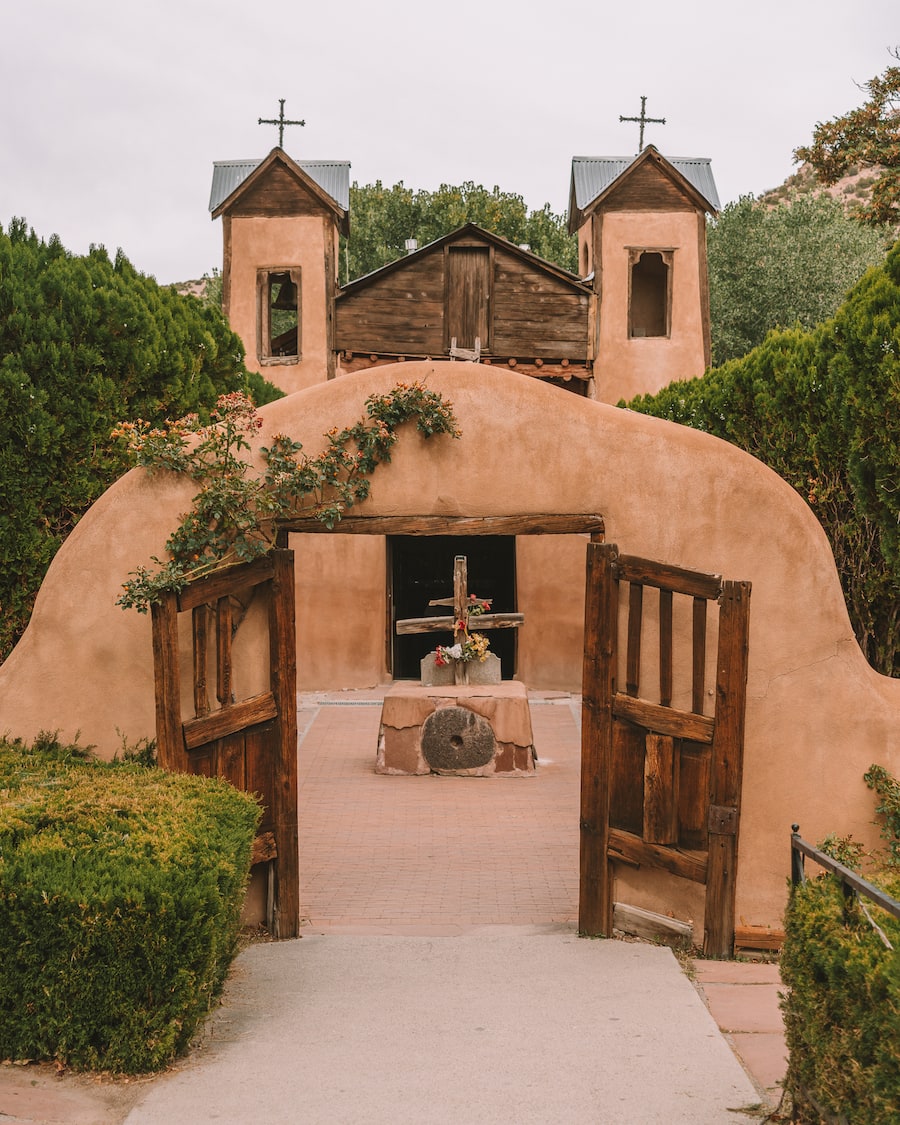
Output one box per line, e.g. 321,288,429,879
0,219,278,661
627,240,900,676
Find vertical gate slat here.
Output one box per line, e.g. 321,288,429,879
216,596,233,706
643,733,678,845
704,579,751,957
270,549,299,939
151,592,185,771
192,604,210,717
580,542,618,937
625,582,643,697
659,588,673,707
691,597,708,714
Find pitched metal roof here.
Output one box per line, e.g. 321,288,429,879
208,158,351,214
571,154,720,213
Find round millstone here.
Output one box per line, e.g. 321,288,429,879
421,706,496,771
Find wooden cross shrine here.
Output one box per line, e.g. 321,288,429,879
395,555,524,684
258,98,306,148
619,95,666,151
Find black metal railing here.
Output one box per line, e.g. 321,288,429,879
791,824,900,927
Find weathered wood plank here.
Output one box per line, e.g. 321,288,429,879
734,924,784,951
281,513,605,537
614,901,693,943
251,831,278,865
659,588,673,707
177,555,275,610
704,578,751,958
216,596,233,707
609,719,645,836
182,692,278,749
218,731,247,790
612,693,714,743
616,554,722,600
626,582,643,697
579,542,618,937
643,733,679,845
396,612,524,635
192,604,210,718
608,828,708,884
692,596,707,714
151,593,185,771
678,741,711,850
269,549,300,940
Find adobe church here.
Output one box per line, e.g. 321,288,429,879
208,123,719,403
3,112,900,944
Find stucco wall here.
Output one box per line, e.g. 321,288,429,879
596,211,707,403
2,361,898,934
226,214,333,396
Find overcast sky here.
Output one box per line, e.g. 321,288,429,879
1,1,895,284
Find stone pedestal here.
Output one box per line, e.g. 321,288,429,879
376,682,536,777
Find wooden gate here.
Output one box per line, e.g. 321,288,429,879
580,542,750,957
151,549,299,939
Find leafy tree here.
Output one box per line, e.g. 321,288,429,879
341,181,576,282
795,51,900,226
627,239,900,676
0,218,279,661
707,193,885,365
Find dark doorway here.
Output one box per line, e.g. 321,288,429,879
390,536,516,679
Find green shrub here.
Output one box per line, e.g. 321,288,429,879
0,736,260,1072
781,873,900,1123
627,239,900,676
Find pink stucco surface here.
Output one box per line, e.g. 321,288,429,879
595,210,708,402
227,214,335,395
2,361,898,932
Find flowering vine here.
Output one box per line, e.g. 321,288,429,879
112,383,460,612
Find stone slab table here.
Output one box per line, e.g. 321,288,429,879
376,682,537,777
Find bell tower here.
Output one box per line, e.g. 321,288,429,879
568,142,719,404
209,111,349,396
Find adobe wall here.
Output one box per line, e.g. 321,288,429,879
226,214,334,395
2,361,898,935
596,210,707,403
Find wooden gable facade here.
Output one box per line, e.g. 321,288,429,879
567,147,718,402
334,225,595,391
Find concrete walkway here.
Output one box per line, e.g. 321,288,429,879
0,689,786,1123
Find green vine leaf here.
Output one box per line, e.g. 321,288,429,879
112,382,460,612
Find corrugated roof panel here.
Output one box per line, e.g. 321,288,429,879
209,158,350,214
571,155,720,213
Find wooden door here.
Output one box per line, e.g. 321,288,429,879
151,550,299,938
580,543,750,957
446,245,491,351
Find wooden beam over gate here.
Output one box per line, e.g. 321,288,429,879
276,513,605,538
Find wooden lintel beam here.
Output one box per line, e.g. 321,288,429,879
280,514,605,537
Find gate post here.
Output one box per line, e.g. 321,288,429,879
269,548,300,938
579,542,618,936
703,579,751,957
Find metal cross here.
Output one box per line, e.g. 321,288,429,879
258,98,306,148
619,95,666,151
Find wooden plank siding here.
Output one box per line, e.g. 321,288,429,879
227,162,335,219
334,225,591,364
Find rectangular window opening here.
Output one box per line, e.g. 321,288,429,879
258,268,301,364
628,250,672,338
